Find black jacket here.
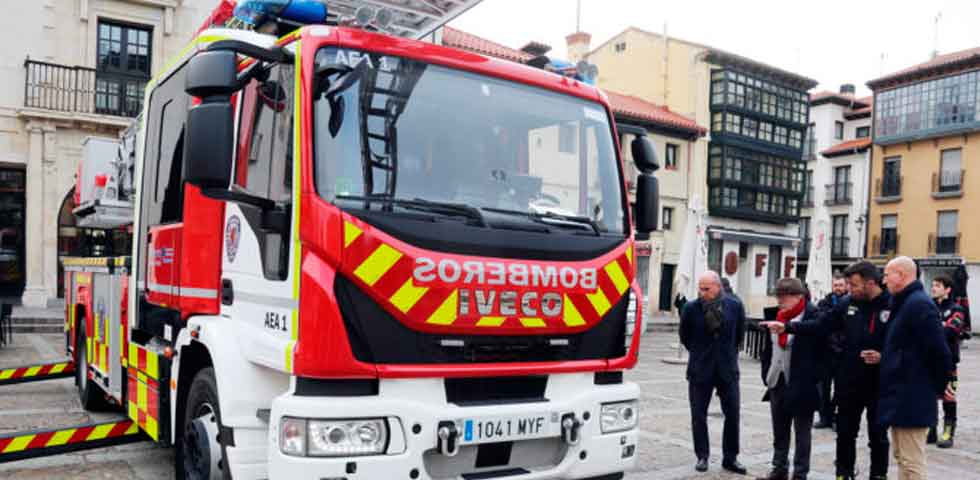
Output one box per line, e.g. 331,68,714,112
878,281,953,428
787,291,892,401
816,293,848,354
679,295,746,384
761,303,825,415
936,297,967,364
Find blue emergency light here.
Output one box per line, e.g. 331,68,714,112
230,0,329,30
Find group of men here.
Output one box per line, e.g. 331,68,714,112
679,256,967,480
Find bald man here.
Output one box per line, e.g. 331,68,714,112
680,271,747,474
879,257,952,480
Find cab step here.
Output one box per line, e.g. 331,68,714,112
0,360,75,387
0,417,148,463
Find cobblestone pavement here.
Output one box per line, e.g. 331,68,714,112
2,331,980,479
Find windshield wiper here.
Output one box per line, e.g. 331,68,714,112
483,207,602,236
335,195,487,227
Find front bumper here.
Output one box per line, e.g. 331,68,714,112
268,372,639,479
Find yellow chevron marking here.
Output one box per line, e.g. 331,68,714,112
145,415,159,440
129,344,139,369
87,423,115,441
477,317,507,327
426,290,458,325
520,318,546,328
46,429,75,447
145,351,159,379
24,366,41,377
604,261,630,296
354,244,402,286
587,289,612,317
0,369,14,380
344,222,363,247
626,245,633,265
390,279,429,313
4,435,33,453
125,422,139,435
563,295,586,327
50,363,67,374
128,401,139,421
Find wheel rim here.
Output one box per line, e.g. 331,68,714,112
183,402,222,480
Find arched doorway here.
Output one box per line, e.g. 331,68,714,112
57,189,79,299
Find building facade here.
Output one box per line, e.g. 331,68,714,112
580,27,817,316
797,86,872,279
867,48,980,312
0,0,214,307
440,27,706,318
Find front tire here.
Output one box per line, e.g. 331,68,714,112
177,367,229,480
75,322,110,411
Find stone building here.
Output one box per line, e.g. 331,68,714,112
0,0,214,306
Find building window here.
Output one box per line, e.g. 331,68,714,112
662,207,673,230
880,214,898,255
881,156,902,197
834,121,844,140
832,214,849,258
665,143,678,169
856,126,870,138
828,165,852,204
96,20,152,117
707,142,804,220
874,69,980,139
767,244,783,292
710,68,809,126
798,217,811,258
708,238,723,273
614,42,627,53
939,148,963,192
936,211,959,255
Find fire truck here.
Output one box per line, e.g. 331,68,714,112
0,1,661,478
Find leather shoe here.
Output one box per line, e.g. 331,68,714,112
723,460,748,475
695,458,708,472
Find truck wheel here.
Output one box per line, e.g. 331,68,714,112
75,323,110,411
177,367,229,480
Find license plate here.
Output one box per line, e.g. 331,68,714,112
458,412,560,445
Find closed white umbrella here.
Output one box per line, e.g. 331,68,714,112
664,195,707,364
806,209,833,302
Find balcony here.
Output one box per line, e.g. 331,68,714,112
871,233,900,257
932,169,965,198
875,176,903,203
831,236,850,259
825,182,853,206
798,238,811,259
24,59,143,118
928,233,961,256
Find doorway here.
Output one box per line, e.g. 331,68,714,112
0,169,25,297
659,264,676,311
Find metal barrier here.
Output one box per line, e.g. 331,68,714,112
739,319,767,361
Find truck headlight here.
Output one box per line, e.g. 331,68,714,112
601,400,639,433
280,417,389,457
308,419,388,457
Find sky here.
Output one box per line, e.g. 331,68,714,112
450,0,980,97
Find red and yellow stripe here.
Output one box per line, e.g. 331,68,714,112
126,344,163,441
0,361,74,386
0,419,142,461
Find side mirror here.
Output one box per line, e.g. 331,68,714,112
185,50,238,98
635,174,659,234
184,101,234,190
631,136,660,173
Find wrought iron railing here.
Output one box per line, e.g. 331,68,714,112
24,58,144,118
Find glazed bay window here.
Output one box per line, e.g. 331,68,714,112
711,112,804,149
875,69,980,141
708,143,804,222
710,69,809,126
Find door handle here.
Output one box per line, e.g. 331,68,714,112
221,279,234,306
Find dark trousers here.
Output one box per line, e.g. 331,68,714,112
817,358,838,424
942,370,958,423
768,380,813,476
688,373,740,462
836,393,889,476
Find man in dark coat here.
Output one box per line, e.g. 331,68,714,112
679,271,747,475
880,257,953,480
814,274,849,429
756,278,824,480
929,274,967,448
766,262,891,480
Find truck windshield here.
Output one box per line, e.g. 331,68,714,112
313,48,626,235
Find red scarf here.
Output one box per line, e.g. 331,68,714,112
775,298,806,348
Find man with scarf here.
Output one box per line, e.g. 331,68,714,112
756,278,823,480
929,274,966,448
765,262,891,480
679,271,747,475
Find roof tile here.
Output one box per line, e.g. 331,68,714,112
821,138,871,156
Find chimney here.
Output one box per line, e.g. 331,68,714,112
839,84,856,95
566,31,592,64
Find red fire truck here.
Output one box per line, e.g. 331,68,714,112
0,1,661,478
